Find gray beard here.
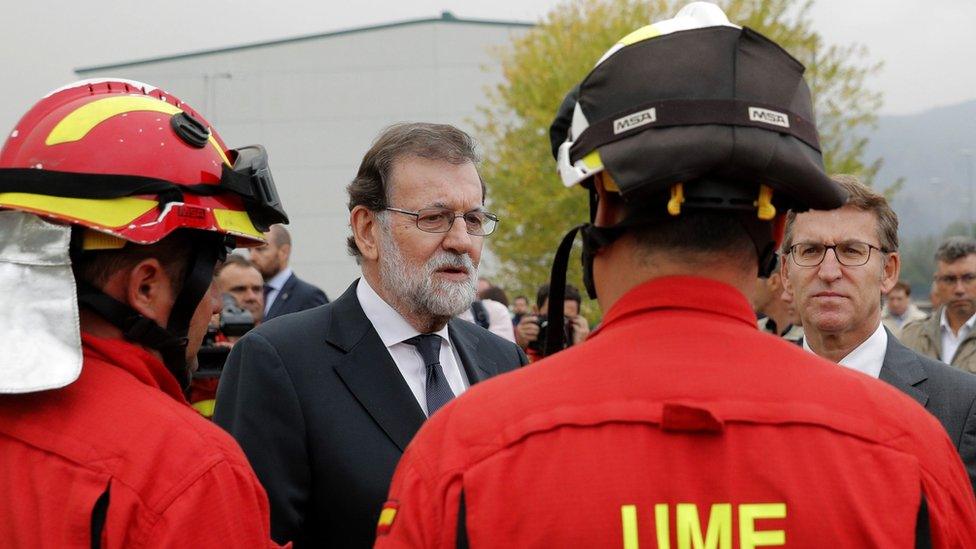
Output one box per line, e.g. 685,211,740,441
378,223,477,320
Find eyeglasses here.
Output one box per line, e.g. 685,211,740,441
787,241,884,267
934,273,976,287
385,207,499,236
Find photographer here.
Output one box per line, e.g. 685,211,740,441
190,291,258,418
515,283,590,361
216,254,266,324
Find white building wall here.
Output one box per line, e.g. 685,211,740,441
77,19,528,298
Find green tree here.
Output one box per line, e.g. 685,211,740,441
478,0,884,312
899,235,939,298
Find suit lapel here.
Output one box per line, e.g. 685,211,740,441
328,281,426,452
449,318,496,385
926,308,944,360
267,273,298,318
879,328,929,408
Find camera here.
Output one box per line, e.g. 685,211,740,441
527,314,574,354
188,294,256,417
194,293,255,377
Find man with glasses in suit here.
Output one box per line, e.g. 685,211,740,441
782,175,976,493
214,122,527,548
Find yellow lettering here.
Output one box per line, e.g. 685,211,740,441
676,504,732,549
655,503,671,549
621,505,640,549
620,502,786,549
739,504,786,549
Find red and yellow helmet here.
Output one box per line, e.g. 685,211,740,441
0,79,287,249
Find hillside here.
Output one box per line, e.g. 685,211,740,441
866,100,976,238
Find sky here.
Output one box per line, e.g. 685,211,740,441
2,0,974,134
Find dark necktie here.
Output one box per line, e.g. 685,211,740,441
404,334,455,416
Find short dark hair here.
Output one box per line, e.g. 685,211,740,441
935,236,976,264
891,280,911,296
782,174,899,254
346,122,483,257
628,211,757,270
216,253,254,276
72,230,195,294
536,283,582,311
480,286,509,307
268,224,291,247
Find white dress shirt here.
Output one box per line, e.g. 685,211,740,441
804,320,887,379
262,266,293,315
356,277,469,416
940,308,976,364
457,299,516,342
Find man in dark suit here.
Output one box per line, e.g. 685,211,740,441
250,224,328,320
782,174,976,492
214,122,527,547
880,333,976,482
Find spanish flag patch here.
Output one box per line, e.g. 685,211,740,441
376,500,399,536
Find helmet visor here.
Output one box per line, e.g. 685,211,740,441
220,145,289,232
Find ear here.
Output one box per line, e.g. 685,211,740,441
771,213,787,251
350,206,381,262
593,173,625,227
780,254,794,301
279,242,292,263
123,258,174,326
880,251,901,295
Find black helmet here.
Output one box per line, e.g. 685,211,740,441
554,2,845,213
543,2,845,356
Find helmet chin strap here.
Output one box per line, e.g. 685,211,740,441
542,203,779,358
543,222,612,357
74,233,224,390
76,280,192,387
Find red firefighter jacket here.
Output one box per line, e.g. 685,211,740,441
375,276,976,548
0,333,286,548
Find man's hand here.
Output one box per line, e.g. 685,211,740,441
515,315,540,349
569,315,590,345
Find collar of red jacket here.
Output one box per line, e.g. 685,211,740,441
592,275,757,338
81,332,186,403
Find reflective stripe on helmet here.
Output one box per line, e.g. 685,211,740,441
0,192,264,243
213,208,262,240
45,95,231,166
0,192,156,227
